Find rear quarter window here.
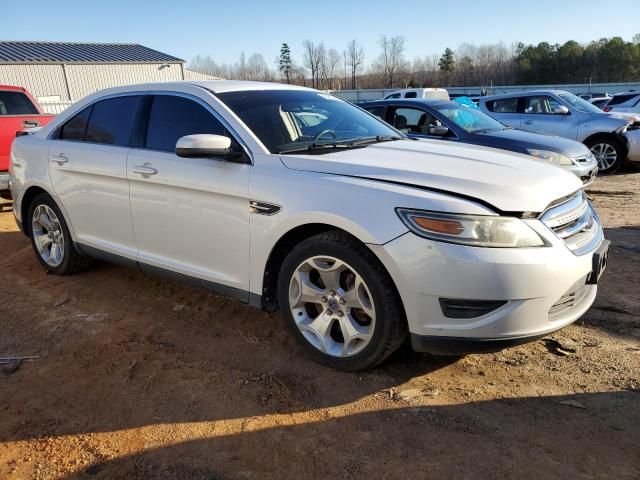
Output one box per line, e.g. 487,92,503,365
59,107,92,141
0,91,39,115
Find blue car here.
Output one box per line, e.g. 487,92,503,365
359,99,598,185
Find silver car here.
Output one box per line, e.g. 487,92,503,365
478,90,639,173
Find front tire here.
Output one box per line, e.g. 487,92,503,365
277,230,407,371
586,136,625,174
27,193,92,275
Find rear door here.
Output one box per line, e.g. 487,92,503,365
483,97,521,128
127,93,251,295
48,95,141,258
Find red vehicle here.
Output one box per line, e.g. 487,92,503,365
0,85,55,199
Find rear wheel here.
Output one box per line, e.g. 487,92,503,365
586,136,625,174
27,193,92,275
277,231,407,371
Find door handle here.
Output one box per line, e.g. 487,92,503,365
51,154,69,165
523,120,534,125
131,165,158,176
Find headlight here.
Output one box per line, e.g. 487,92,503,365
396,209,546,248
526,149,574,166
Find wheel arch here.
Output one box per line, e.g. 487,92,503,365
258,223,400,314
20,185,77,242
583,131,628,154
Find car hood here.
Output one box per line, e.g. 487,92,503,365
605,111,640,123
279,139,582,213
480,128,589,157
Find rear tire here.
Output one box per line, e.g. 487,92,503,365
586,136,625,174
277,230,407,371
27,193,92,275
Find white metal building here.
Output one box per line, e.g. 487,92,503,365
0,41,217,112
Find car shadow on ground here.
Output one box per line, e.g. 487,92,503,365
581,226,640,339
52,391,639,479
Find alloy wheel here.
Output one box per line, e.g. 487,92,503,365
590,143,617,171
31,204,65,267
288,256,376,357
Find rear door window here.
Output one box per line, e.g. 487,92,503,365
84,96,141,146
0,91,39,115
145,95,228,153
403,91,418,98
486,98,518,113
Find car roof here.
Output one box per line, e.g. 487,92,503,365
80,80,315,98
187,80,313,93
0,84,27,92
480,90,570,101
360,98,456,108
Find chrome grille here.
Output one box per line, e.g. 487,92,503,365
541,191,603,255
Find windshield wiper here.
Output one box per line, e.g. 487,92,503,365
279,135,404,154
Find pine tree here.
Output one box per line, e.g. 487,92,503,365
279,43,292,83
438,48,455,86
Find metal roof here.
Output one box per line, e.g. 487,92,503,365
0,41,184,64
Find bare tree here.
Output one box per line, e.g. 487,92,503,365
323,48,341,89
302,40,326,89
346,39,365,89
245,53,272,81
375,35,406,88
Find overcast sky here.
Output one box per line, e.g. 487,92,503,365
4,0,639,66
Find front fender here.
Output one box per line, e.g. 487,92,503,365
248,163,495,295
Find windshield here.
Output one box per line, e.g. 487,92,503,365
433,103,506,133
557,92,603,114
216,90,401,153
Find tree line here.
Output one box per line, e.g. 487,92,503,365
189,34,640,90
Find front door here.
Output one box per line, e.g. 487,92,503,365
127,94,251,296
520,95,578,139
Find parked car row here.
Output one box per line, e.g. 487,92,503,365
370,87,640,174
476,90,640,173
9,80,609,370
360,98,598,184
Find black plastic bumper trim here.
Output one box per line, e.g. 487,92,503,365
410,332,549,356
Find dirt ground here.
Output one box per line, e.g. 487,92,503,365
0,166,639,480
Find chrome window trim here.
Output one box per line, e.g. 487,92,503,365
49,90,254,165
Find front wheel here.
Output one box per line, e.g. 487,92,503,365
586,136,625,174
277,231,407,371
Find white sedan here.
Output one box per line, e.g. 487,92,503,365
9,81,608,370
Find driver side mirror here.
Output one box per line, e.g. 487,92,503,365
175,134,249,162
428,125,450,136
552,105,570,115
